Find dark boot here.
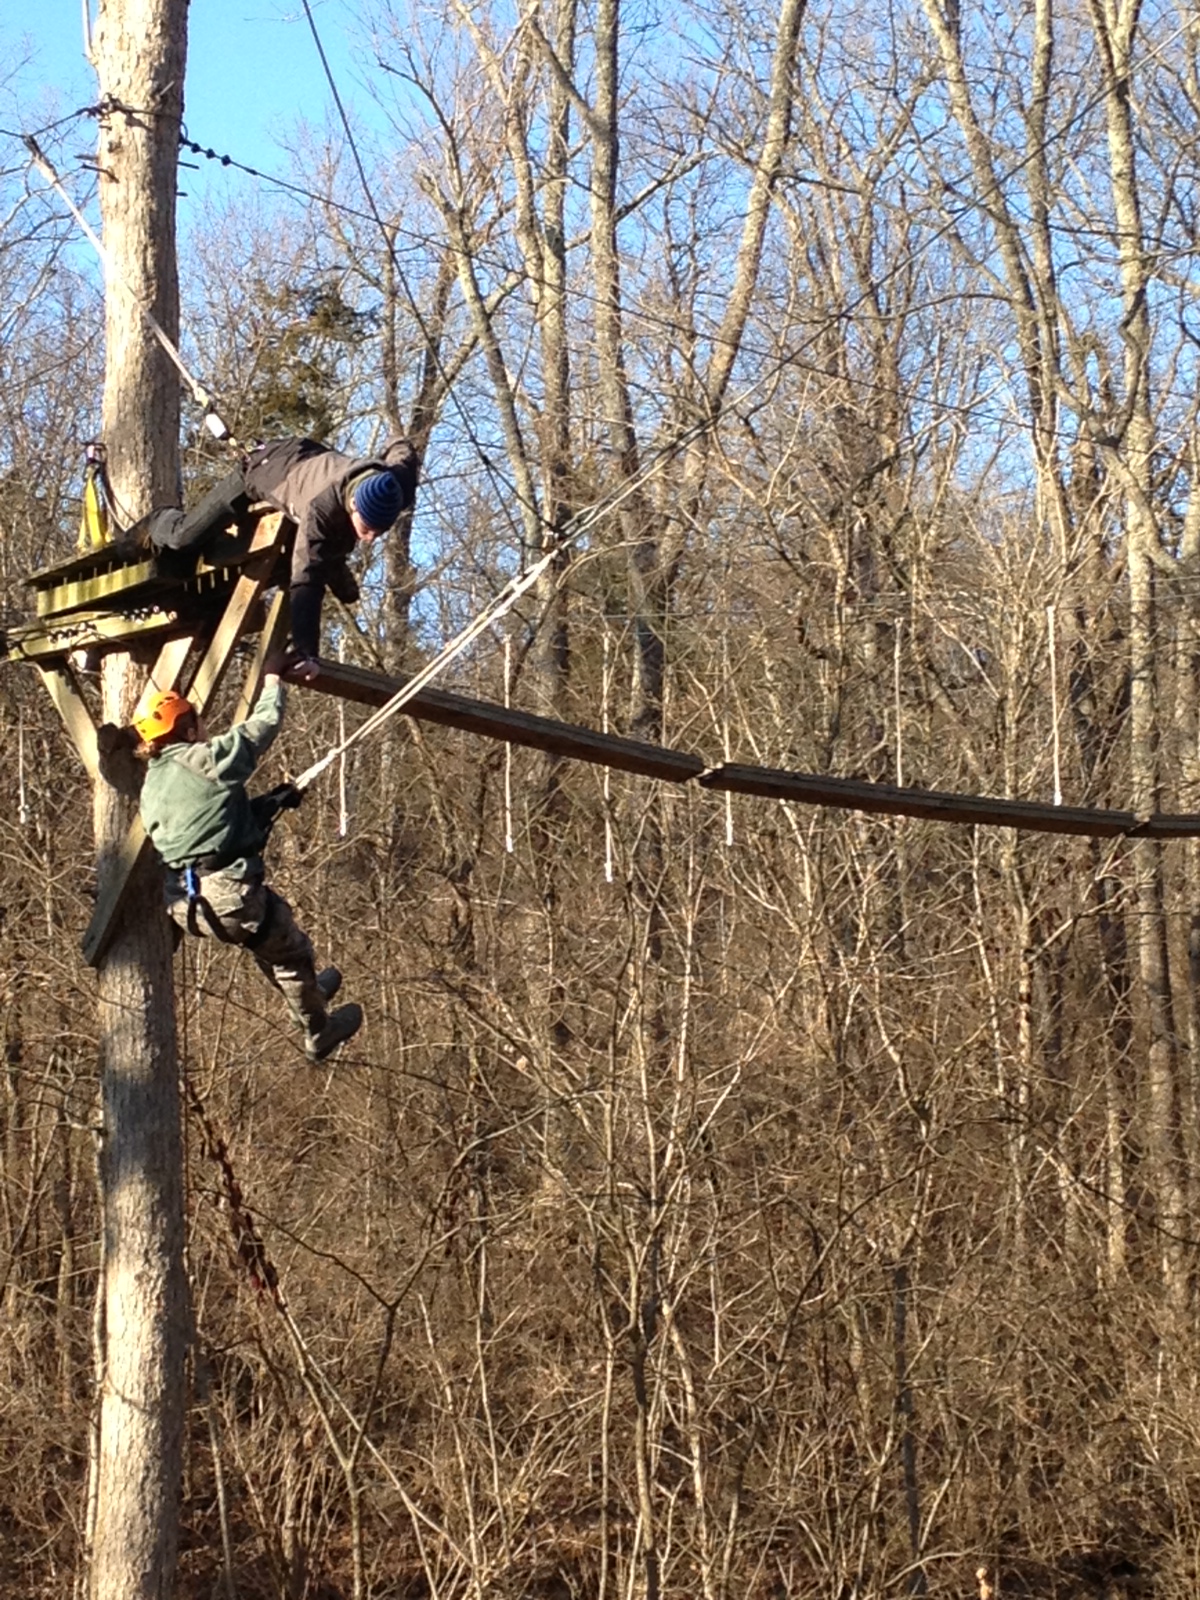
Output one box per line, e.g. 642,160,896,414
262,953,329,1035
305,1003,363,1062
104,512,157,558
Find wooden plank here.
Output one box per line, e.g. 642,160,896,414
304,659,707,783
84,821,155,967
28,513,289,622
232,588,290,723
7,605,187,660
182,515,285,706
36,662,100,781
82,518,287,968
34,557,170,618
699,764,1200,840
63,640,196,970
143,633,196,697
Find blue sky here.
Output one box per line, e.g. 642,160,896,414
2,0,375,206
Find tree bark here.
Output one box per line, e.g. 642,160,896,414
87,2,190,1595
1086,0,1190,1311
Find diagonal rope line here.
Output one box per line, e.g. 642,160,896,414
297,0,533,540
291,409,714,789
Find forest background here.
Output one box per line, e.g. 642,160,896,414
4,0,1200,1595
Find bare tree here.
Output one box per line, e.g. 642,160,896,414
85,2,189,1595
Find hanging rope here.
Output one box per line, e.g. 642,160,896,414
503,635,514,854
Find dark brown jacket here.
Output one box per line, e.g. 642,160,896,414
244,436,419,656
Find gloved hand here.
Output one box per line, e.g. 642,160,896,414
97,721,137,757
284,653,321,684
96,721,143,797
250,781,305,831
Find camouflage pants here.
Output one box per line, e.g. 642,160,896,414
165,869,328,1035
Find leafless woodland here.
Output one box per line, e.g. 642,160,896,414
5,0,1200,1593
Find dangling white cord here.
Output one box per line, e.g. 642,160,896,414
722,619,734,849
337,636,349,839
894,618,905,790
18,709,29,828
1047,603,1062,806
602,629,614,884
503,635,514,854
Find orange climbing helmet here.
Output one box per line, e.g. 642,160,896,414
133,689,194,742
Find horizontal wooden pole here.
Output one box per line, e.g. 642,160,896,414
304,660,706,784
699,764,1200,840
306,665,1200,837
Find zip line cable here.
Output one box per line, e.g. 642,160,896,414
297,0,537,547
21,133,237,449
284,0,1200,796
163,125,1200,465
290,0,1200,568
15,28,1200,487
22,28,1199,779
292,542,563,790
16,11,1200,774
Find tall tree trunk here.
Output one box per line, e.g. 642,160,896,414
87,2,190,1595
1087,0,1190,1311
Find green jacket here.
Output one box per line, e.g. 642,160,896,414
140,682,285,874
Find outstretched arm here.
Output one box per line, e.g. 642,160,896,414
207,677,287,779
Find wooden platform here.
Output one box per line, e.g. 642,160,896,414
7,519,291,661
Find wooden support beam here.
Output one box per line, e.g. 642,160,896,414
699,764,1200,840
145,633,196,695
303,658,707,784
36,661,100,781
82,518,287,969
232,588,289,724
181,515,286,706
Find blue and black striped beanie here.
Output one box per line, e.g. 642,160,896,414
352,471,404,531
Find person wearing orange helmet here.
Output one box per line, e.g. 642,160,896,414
133,668,362,1062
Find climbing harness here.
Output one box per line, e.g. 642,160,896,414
182,864,234,943
180,783,304,944
77,442,117,551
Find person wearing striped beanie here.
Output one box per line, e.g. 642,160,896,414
137,434,420,680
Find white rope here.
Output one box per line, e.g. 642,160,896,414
722,607,734,849
503,635,514,853
292,537,566,790
336,636,349,838
1047,603,1062,807
894,618,905,790
18,710,29,828
602,629,614,884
